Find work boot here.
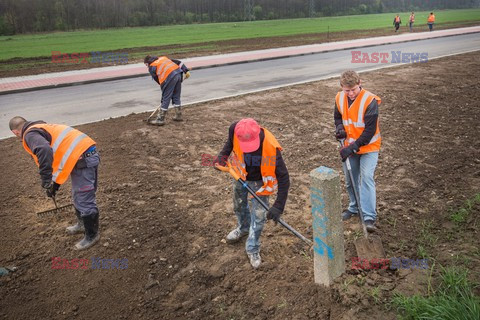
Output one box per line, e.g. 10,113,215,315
226,228,248,244
247,252,261,269
149,110,167,126
364,220,377,232
172,105,183,121
342,210,357,221
75,212,100,250
66,209,85,235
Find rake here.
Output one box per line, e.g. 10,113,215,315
36,196,74,218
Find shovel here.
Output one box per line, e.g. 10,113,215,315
215,162,312,246
339,140,385,260
36,196,74,218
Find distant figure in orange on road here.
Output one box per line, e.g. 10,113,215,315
427,12,435,31
393,14,401,32
409,12,415,32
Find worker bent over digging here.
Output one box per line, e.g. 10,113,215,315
215,118,290,269
144,55,190,126
334,71,381,232
9,116,101,250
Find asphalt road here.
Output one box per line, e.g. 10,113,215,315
1,32,479,139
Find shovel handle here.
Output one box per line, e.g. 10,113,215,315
338,140,369,239
216,160,312,246
214,163,241,181
146,105,161,121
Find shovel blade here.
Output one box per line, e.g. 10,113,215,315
354,235,385,260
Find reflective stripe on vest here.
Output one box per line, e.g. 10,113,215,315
52,133,87,181
336,89,382,154
232,128,282,196
151,57,179,85
22,124,96,185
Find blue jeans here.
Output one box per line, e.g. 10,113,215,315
232,179,269,254
342,152,378,222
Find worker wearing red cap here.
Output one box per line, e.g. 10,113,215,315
215,118,290,269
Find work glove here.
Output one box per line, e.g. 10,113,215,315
43,181,60,198
267,207,282,224
340,142,359,162
183,71,191,80
335,124,346,140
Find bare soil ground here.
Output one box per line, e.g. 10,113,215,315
0,21,478,78
0,51,479,319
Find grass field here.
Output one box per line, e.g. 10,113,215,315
0,9,479,61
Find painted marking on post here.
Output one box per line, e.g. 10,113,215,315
311,186,334,260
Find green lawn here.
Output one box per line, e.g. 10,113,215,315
0,9,479,61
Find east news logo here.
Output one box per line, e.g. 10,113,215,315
51,257,128,270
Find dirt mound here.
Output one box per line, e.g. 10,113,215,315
1,52,479,319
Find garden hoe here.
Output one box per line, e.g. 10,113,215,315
36,196,74,218
339,140,385,260
215,161,313,247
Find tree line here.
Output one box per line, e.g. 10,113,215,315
1,0,478,35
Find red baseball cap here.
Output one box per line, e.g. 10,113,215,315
234,118,261,153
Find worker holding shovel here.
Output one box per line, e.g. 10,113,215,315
334,70,381,232
214,118,290,269
9,116,101,250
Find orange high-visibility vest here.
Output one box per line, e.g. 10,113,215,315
232,128,282,196
335,89,381,154
22,124,96,184
410,14,415,22
150,56,179,86
395,16,400,23
428,14,435,23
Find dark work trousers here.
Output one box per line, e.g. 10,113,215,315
71,152,100,217
394,23,400,31
160,73,182,111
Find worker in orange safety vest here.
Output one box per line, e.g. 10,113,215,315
334,70,381,232
393,14,402,32
214,118,290,269
9,116,100,250
427,12,435,31
144,55,190,126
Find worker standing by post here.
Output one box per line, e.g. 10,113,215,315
214,118,290,269
144,55,190,126
9,116,101,250
333,71,381,232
